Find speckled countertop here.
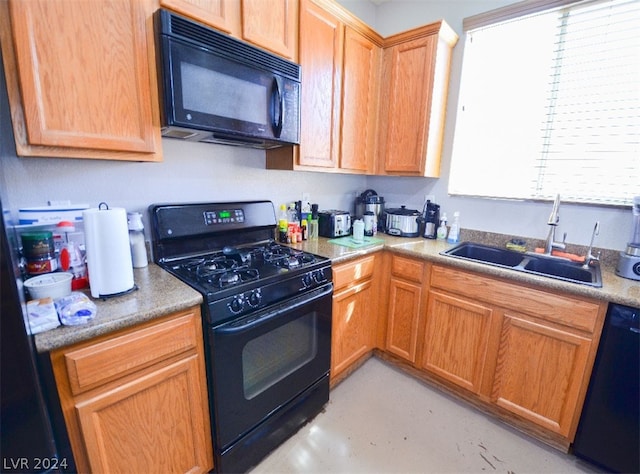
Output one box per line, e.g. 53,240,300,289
33,264,203,353
34,232,639,353
290,233,640,308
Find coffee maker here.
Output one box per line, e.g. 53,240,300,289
616,196,640,281
422,200,440,239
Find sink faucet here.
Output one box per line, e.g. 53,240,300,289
544,194,566,254
583,221,601,268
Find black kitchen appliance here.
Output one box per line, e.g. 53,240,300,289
318,210,351,238
0,200,75,473
149,201,332,473
156,9,300,149
422,200,440,239
572,303,639,473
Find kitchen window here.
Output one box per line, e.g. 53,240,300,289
449,0,640,206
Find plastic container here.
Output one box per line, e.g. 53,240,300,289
21,231,55,259
437,213,448,240
24,272,72,300
128,212,148,268
447,211,460,243
353,219,365,243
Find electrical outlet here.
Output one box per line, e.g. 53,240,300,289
424,194,436,204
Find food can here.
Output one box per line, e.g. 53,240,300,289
21,231,55,259
26,256,59,275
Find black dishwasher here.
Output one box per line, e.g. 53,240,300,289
572,303,639,473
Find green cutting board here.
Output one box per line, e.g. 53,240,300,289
327,236,385,248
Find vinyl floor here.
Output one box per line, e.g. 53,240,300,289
252,357,602,473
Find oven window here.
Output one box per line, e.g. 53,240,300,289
242,313,318,399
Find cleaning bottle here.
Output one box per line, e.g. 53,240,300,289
278,204,288,243
437,212,448,240
308,204,319,241
447,211,460,243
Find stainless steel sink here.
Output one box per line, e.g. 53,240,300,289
442,242,602,287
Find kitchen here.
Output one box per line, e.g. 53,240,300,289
1,0,639,473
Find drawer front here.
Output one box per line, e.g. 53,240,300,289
391,255,425,283
64,310,200,395
430,265,600,332
333,255,376,291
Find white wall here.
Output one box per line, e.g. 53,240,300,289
1,0,632,250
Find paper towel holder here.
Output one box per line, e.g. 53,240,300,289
98,284,138,300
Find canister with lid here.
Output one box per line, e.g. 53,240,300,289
21,231,58,275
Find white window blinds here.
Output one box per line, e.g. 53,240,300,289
449,0,640,206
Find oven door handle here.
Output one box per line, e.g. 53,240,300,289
216,284,333,334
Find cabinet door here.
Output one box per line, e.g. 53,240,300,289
298,0,343,168
421,290,493,394
76,355,212,473
339,26,379,173
160,0,240,34
385,278,422,363
381,35,436,175
4,0,161,159
491,312,591,437
331,280,374,381
241,0,297,59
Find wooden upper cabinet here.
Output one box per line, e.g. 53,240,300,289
0,0,162,161
297,0,343,169
160,0,240,34
378,22,458,177
339,26,379,173
241,0,298,60
161,0,297,60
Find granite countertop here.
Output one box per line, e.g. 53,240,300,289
33,264,203,353
35,232,638,353
290,234,640,309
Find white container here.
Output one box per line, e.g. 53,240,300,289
353,219,365,243
24,272,73,300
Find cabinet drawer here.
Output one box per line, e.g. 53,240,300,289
430,265,600,333
333,255,376,291
391,255,425,283
63,310,200,395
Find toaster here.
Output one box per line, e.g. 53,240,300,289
318,210,351,238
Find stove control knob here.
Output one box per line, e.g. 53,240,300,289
313,269,327,284
229,296,245,314
247,290,262,308
302,273,314,288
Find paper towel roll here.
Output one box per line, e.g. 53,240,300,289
83,205,135,298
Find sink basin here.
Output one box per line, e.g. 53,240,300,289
443,242,525,267
523,258,596,284
442,242,602,287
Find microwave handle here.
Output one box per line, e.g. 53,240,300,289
271,77,284,138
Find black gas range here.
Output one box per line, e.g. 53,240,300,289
149,201,332,473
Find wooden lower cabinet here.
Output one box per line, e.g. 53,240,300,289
425,264,607,444
331,255,379,384
50,307,213,473
421,290,493,394
385,254,427,364
491,310,592,437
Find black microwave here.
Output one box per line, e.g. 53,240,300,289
156,9,300,149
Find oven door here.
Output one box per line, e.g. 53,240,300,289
209,283,332,449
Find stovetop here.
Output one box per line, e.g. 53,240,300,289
149,201,332,326
166,240,326,296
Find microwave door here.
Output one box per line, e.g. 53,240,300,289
165,39,275,140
